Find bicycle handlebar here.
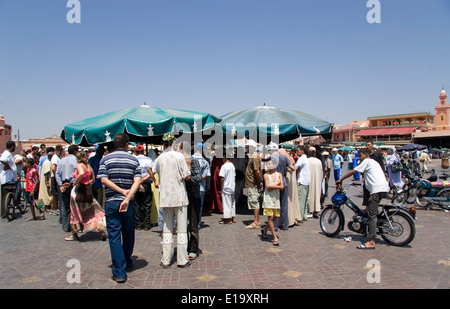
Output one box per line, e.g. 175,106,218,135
336,181,361,193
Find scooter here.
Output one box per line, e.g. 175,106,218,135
414,170,450,211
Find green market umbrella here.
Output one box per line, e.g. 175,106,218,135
338,146,356,152
218,105,333,144
61,104,221,146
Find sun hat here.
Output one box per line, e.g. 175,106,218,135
162,133,176,142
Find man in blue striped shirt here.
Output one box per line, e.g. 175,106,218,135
98,134,141,283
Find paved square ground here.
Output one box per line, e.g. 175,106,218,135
1,160,449,290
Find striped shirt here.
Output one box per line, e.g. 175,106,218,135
97,149,142,202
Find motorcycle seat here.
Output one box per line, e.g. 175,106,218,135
431,181,450,188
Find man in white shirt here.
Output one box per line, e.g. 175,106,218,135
219,148,236,224
295,146,310,221
0,141,17,218
336,148,389,250
50,145,63,216
0,141,17,185
151,133,191,269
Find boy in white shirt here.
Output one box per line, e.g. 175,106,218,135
336,148,389,250
0,141,17,185
218,149,236,225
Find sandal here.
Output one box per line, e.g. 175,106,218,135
357,244,375,250
273,240,280,246
245,222,259,229
177,261,192,269
65,234,79,241
219,219,232,224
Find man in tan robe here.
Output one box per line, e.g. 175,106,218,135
39,152,53,209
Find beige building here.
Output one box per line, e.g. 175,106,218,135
0,115,13,153
331,120,370,144
353,112,434,145
19,135,70,152
331,88,450,148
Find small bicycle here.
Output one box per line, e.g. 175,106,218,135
1,182,28,221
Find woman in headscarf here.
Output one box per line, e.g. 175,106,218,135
386,148,403,190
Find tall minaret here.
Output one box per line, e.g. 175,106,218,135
435,86,449,131
439,86,447,105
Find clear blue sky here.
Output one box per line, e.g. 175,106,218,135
1,0,449,140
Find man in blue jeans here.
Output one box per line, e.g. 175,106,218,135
331,148,344,181
98,134,141,283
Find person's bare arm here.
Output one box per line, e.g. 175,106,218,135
118,176,142,212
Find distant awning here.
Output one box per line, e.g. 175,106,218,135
355,127,417,136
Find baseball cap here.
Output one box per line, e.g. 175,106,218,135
270,143,279,150
136,144,144,151
245,139,257,147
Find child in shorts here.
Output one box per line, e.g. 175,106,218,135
261,158,284,245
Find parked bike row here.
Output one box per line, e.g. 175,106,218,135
390,168,450,212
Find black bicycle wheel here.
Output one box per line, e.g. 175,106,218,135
5,192,15,221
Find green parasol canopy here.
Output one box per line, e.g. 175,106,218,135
60,104,221,146
218,105,333,144
338,146,356,152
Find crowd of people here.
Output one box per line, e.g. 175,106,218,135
0,136,432,282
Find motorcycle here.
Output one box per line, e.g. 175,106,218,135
414,170,450,211
320,182,416,247
390,170,421,205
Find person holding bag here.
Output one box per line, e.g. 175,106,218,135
66,151,106,242
386,148,403,191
